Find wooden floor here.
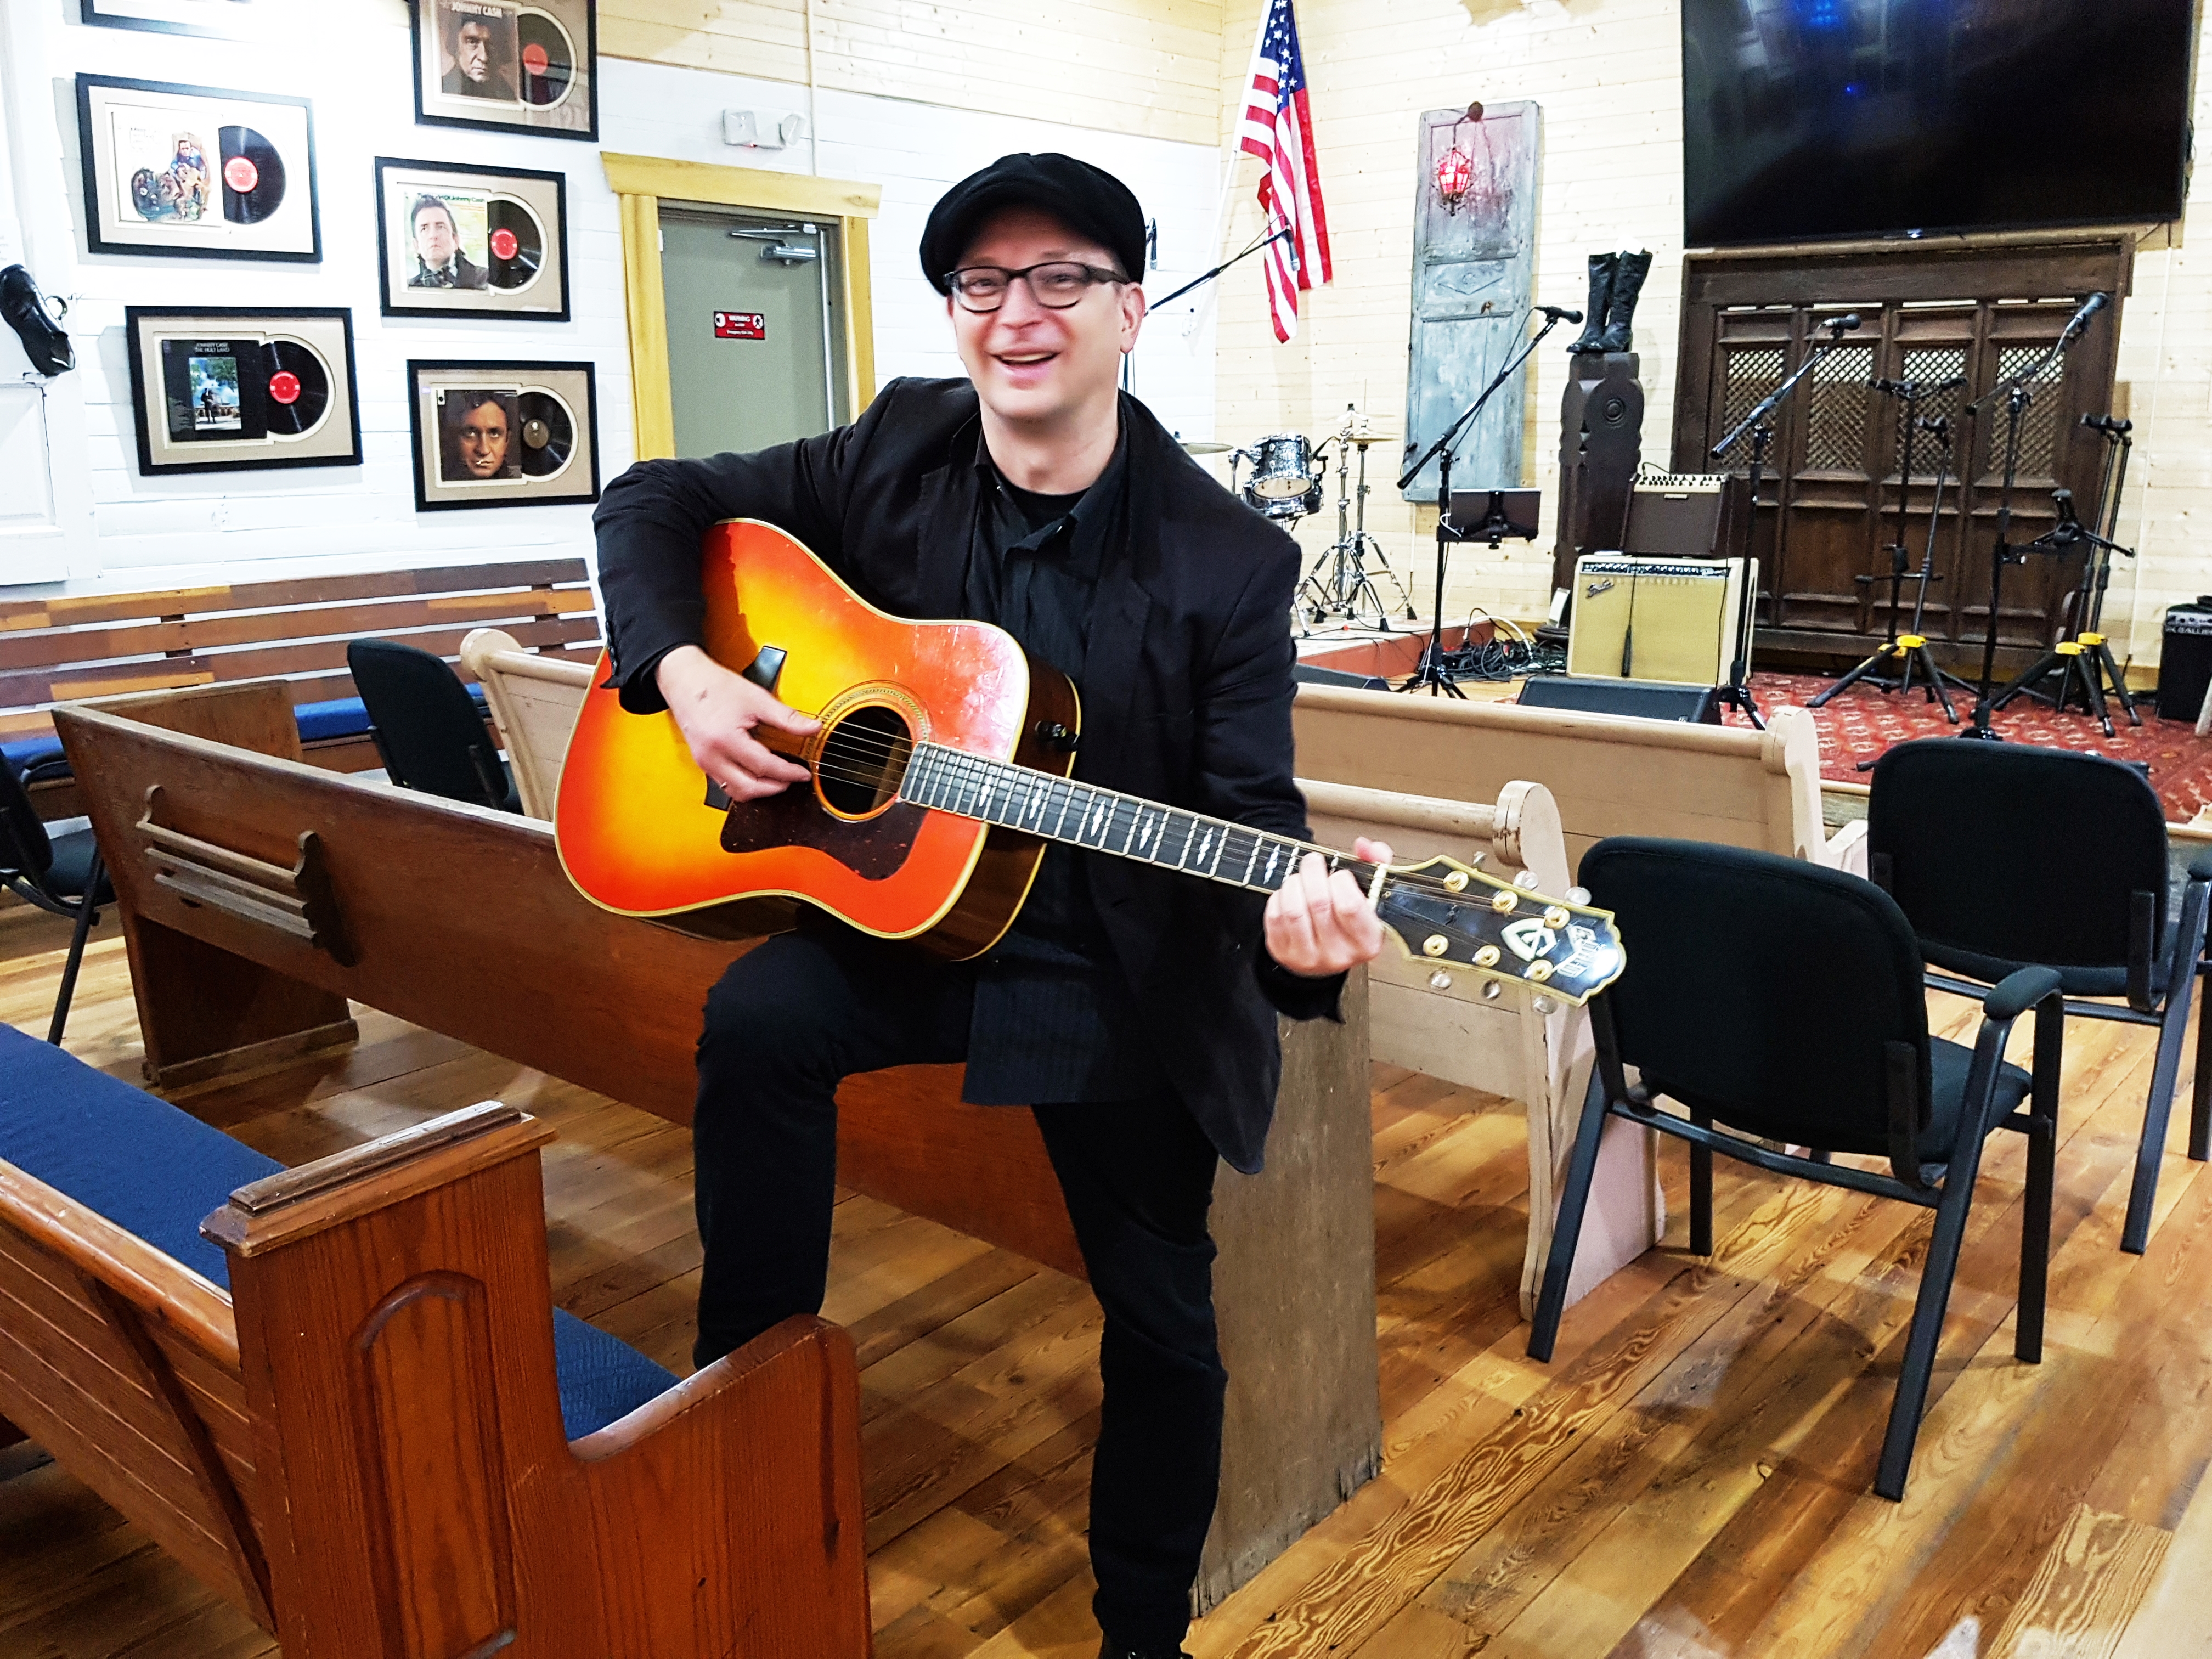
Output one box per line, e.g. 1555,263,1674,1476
3,902,2209,1659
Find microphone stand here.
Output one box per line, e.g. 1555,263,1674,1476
1958,295,2107,740
1396,309,1567,696
1122,223,1294,394
1709,312,1864,730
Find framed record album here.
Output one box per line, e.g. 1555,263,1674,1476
408,360,599,512
76,76,318,262
80,0,271,38
125,307,362,476
410,0,597,142
374,158,569,321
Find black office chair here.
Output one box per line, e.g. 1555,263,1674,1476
0,755,114,1043
1867,738,2212,1256
1527,838,2063,1500
347,639,521,814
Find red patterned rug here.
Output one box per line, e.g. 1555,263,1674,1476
1735,671,2212,825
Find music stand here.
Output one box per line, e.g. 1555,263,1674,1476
1398,311,1568,696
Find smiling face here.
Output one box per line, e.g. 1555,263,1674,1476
413,202,457,268
457,398,510,476
947,206,1143,446
455,20,494,82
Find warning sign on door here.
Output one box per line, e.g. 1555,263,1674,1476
714,312,766,340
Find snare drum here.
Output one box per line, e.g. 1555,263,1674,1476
1243,433,1324,520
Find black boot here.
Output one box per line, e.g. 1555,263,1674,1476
1566,252,1615,355
0,265,70,377
1595,249,1652,354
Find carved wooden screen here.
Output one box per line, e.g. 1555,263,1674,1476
1674,238,2131,673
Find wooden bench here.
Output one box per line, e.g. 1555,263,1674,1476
0,1023,868,1655
55,686,1383,1613
464,631,1662,1323
0,560,600,817
1293,684,1868,877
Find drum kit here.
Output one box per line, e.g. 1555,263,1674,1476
1181,405,1417,632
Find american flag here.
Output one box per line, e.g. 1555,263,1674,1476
1238,0,1331,343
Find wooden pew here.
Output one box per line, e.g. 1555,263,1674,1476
1293,683,1867,877
0,1082,870,1655
55,690,1381,1612
1,560,599,817
464,633,1656,1322
1301,777,1661,1317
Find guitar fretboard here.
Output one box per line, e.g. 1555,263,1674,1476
899,742,1362,896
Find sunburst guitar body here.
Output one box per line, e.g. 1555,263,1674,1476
555,520,1626,1001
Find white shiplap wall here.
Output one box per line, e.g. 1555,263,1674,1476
0,0,1218,594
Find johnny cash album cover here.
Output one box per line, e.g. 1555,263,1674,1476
76,76,319,261
411,0,597,141
375,157,569,321
126,308,361,475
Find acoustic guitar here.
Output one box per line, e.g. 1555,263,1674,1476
555,520,1626,1005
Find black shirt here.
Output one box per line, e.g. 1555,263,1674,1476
957,425,1167,1105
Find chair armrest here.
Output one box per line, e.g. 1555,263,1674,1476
2187,847,2212,886
1819,817,1870,877
1984,965,2063,1022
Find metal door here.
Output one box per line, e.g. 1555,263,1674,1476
659,207,847,459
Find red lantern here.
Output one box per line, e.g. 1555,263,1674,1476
1435,144,1474,214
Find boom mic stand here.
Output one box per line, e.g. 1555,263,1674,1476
1959,291,2111,740
1122,222,1293,394
1396,307,1569,696
1709,311,1867,730
1811,377,1967,720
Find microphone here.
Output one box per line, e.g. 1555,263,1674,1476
1537,304,1583,323
2059,291,2109,342
1824,312,1863,336
2082,412,2133,434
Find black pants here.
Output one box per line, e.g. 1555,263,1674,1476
694,928,1226,1651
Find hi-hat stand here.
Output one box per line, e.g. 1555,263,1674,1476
1709,311,1868,730
1959,291,2112,740
1397,307,1568,696
1810,376,1969,721
1296,410,1417,630
1989,414,2140,735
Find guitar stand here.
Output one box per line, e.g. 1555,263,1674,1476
1812,397,1968,723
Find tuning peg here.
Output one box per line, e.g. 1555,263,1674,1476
1566,886,1590,905
1514,870,1542,890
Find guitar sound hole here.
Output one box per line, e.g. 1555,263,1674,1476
816,704,914,818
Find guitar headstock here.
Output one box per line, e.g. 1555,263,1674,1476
1374,855,1623,1006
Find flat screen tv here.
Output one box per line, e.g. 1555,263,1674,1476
1683,0,2197,247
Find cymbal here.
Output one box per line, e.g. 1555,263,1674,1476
1179,439,1233,455
1340,428,1399,446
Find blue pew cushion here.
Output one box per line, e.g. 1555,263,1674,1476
0,1020,673,1440
6,684,492,778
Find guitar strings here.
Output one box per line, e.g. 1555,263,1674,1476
739,738,1596,934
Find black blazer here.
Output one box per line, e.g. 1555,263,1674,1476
592,377,1339,1172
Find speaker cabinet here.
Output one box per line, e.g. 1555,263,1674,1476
1517,675,1722,724
2157,604,2212,721
1565,554,1755,686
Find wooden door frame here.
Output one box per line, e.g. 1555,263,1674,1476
602,154,881,460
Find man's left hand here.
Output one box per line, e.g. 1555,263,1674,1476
1265,838,1395,978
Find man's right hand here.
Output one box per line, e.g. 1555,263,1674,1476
655,644,821,802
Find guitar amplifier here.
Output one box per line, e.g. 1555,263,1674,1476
1566,554,1756,686
2157,602,2212,720
1623,471,1751,560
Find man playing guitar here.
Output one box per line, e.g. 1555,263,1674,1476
592,153,1388,1659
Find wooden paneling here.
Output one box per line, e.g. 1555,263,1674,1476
1672,238,2133,669
601,0,1227,145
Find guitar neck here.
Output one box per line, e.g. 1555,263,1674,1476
900,743,1361,898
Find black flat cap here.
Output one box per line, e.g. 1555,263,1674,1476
919,154,1146,295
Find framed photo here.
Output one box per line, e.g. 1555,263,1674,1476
80,0,270,38
408,360,599,511
125,307,362,476
76,76,319,262
375,158,569,322
410,0,597,142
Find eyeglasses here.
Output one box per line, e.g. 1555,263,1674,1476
945,261,1127,312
